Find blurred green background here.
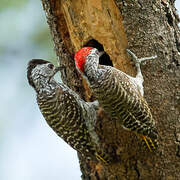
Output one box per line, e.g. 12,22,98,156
0,0,80,180
0,1,179,180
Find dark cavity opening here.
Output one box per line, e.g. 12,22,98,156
83,39,113,67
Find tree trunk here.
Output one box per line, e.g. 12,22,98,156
41,0,180,179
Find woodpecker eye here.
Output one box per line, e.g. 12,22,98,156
48,64,54,69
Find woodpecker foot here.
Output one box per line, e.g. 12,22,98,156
126,49,157,96
96,153,108,164
142,136,156,152
126,49,157,67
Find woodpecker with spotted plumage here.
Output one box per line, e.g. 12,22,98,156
27,59,108,162
74,47,158,151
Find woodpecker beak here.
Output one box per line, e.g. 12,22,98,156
50,66,66,80
54,65,65,73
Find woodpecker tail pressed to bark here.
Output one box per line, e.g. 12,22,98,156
74,47,158,152
27,59,108,162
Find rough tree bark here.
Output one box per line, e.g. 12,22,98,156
41,0,180,179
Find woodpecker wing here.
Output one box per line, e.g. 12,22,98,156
89,65,157,140
37,83,97,159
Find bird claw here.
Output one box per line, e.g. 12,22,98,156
96,153,108,164
126,49,157,66
142,136,157,152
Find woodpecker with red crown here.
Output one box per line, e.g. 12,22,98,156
74,47,158,151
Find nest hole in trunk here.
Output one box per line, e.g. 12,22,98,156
83,39,113,67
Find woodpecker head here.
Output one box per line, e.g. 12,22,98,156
75,47,103,73
27,59,62,91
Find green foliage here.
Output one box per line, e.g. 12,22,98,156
31,27,57,63
0,0,27,10
32,28,52,48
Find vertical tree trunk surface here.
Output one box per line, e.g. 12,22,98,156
41,0,180,179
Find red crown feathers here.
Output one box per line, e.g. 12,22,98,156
74,47,93,72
